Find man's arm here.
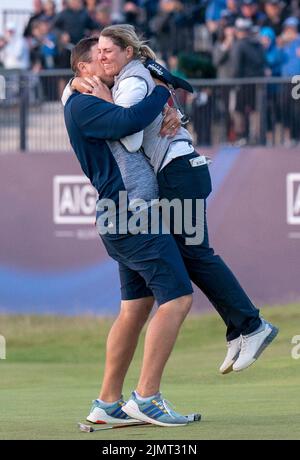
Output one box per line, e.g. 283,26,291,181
62,77,147,151
69,86,170,141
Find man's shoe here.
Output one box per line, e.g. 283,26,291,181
233,320,279,372
219,336,241,374
122,392,188,427
86,397,140,424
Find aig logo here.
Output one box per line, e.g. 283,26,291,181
287,174,300,224
53,176,97,224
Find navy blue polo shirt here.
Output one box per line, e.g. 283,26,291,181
64,86,170,208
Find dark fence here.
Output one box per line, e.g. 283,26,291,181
186,77,300,147
0,69,73,152
0,70,299,152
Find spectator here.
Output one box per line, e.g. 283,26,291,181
278,16,300,144
2,22,30,70
240,0,266,26
259,26,282,75
42,0,57,25
24,0,45,38
28,19,57,70
0,36,6,68
261,0,288,36
213,21,236,140
56,32,74,96
56,32,74,69
279,16,300,76
94,4,113,30
29,20,44,70
84,0,100,21
39,19,57,69
143,0,160,22
225,0,239,16
168,54,187,79
230,18,265,78
213,20,235,78
149,1,185,57
230,18,266,143
259,26,283,143
222,0,239,25
205,0,227,35
53,0,99,45
123,1,142,27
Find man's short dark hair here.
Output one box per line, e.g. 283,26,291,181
70,36,99,75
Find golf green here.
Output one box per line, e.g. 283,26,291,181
0,304,299,440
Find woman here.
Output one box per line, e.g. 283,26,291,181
70,23,277,423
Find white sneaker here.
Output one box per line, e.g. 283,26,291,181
233,320,279,372
219,337,241,374
86,398,140,424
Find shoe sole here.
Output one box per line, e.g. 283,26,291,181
233,325,279,372
122,400,188,427
220,362,234,375
220,351,240,374
86,407,140,425
253,325,279,360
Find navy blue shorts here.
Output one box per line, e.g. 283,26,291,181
100,231,193,306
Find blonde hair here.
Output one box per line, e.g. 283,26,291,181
100,24,156,62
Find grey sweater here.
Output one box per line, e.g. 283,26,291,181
112,60,193,174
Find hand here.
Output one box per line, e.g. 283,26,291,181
72,76,113,102
160,106,181,137
71,76,94,93
153,77,169,90
89,76,113,103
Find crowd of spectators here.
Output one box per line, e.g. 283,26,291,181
0,0,299,78
0,0,299,145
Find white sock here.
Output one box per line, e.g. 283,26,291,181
134,391,158,402
96,398,119,407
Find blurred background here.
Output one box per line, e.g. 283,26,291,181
1,0,300,315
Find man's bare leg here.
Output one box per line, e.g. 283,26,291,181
99,296,154,402
136,294,192,397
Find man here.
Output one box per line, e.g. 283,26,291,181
240,0,266,26
53,0,98,45
278,17,300,144
230,17,266,143
64,37,195,427
64,35,279,425
2,22,29,70
262,0,288,36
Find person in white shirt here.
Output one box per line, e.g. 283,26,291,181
2,22,30,70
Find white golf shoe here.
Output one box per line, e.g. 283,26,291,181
219,336,241,374
233,319,279,372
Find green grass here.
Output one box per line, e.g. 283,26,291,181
0,304,300,440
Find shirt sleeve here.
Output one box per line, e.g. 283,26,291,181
69,86,170,141
114,77,148,152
